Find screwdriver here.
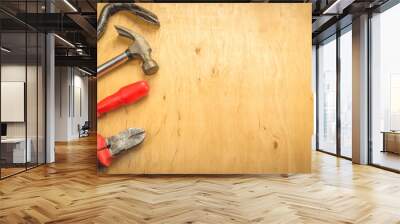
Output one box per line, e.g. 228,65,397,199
97,80,149,117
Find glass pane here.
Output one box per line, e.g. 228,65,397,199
26,0,40,169
318,37,337,154
340,29,352,158
27,31,38,169
1,30,27,177
38,32,45,165
0,0,46,178
312,45,317,151
371,4,400,171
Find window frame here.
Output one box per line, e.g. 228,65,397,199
367,0,400,173
315,24,353,161
0,0,48,180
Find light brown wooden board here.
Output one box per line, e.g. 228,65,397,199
97,3,312,174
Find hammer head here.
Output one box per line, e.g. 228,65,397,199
115,25,159,75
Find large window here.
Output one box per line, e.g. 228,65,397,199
370,3,400,171
317,36,337,154
316,26,353,159
340,28,352,158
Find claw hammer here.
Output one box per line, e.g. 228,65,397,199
97,25,159,77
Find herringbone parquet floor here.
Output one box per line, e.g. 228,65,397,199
1,136,400,224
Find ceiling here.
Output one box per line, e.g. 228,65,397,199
100,0,390,43
1,0,395,74
311,0,389,43
0,0,96,74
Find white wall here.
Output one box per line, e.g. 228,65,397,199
1,65,26,140
1,63,46,164
55,67,69,141
72,73,89,138
1,82,25,122
54,67,89,141
1,65,33,137
46,33,56,163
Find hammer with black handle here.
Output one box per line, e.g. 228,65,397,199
97,25,159,77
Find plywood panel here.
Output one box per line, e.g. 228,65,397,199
97,3,312,174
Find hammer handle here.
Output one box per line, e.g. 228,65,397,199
97,51,130,77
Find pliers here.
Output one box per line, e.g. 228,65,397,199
97,128,146,167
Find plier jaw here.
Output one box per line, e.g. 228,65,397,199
97,128,146,167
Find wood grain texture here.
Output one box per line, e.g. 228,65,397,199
97,3,313,174
1,136,400,223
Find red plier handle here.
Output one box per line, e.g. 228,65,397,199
97,128,146,167
97,134,112,167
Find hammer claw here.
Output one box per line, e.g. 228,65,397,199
115,25,142,42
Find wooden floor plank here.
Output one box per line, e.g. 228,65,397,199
0,135,399,223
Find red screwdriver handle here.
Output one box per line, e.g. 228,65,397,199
97,80,149,117
97,134,113,167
